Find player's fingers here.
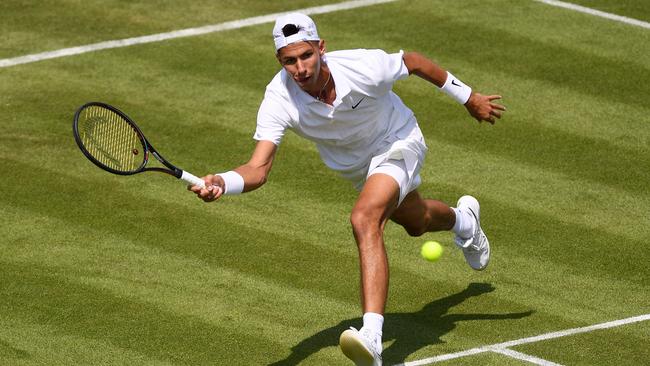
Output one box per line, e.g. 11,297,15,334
487,95,502,101
193,184,209,197
200,185,222,202
213,186,224,199
491,102,506,111
490,109,502,118
202,175,215,185
208,185,221,197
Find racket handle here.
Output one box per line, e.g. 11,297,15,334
180,170,206,189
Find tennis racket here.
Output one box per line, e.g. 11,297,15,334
73,101,209,190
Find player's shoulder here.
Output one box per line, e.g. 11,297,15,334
326,48,399,77
327,49,402,91
326,48,390,65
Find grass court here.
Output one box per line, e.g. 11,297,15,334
1,0,649,364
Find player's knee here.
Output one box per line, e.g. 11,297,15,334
349,206,381,236
349,209,370,233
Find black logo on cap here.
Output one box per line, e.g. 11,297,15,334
282,24,301,37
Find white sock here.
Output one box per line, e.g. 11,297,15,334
452,207,475,239
362,312,384,336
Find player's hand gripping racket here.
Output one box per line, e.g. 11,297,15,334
73,102,212,191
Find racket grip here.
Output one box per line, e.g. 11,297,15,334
180,170,206,189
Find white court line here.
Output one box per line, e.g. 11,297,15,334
3,0,645,69
490,348,564,366
0,0,396,68
534,0,650,29
396,314,650,366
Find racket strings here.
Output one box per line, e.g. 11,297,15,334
79,106,144,173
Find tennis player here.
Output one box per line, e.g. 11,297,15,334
189,13,504,366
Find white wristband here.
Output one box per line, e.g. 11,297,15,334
440,71,472,105
216,171,245,195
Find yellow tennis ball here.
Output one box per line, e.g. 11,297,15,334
421,241,443,262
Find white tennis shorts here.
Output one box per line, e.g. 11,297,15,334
359,123,427,206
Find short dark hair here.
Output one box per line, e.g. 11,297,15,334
282,24,301,37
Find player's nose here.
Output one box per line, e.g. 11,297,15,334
296,59,306,74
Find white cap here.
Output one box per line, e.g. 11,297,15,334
273,13,320,51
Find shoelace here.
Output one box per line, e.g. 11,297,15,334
455,235,475,249
470,233,487,251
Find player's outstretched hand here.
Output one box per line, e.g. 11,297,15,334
465,93,506,124
187,174,224,202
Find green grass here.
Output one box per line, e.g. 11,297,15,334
0,0,347,58
516,321,650,365
1,0,649,365
567,0,650,21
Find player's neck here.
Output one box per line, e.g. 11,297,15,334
310,65,335,105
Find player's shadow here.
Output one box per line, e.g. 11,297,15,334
268,283,533,365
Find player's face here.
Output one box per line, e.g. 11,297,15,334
276,41,325,91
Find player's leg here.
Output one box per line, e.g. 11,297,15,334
342,172,399,366
350,172,400,314
389,189,455,236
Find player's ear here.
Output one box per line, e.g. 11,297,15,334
318,40,326,56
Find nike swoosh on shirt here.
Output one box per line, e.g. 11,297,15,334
351,97,365,109
451,80,461,87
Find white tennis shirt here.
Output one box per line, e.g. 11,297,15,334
254,48,426,185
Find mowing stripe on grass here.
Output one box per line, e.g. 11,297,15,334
0,0,396,69
534,0,650,29
396,313,650,365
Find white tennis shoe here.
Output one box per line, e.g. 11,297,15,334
339,327,382,366
454,195,490,270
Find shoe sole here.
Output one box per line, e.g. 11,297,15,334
340,330,375,366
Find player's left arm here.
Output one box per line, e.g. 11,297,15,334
402,51,506,124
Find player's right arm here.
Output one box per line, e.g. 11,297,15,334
189,140,278,202
191,71,290,202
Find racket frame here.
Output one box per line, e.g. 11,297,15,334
73,101,206,188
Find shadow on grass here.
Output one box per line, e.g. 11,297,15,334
269,283,533,365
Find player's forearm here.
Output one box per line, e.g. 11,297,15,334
207,165,265,196
402,51,448,87
217,141,277,194
208,164,268,195
233,164,269,192
403,51,474,106
227,140,277,193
